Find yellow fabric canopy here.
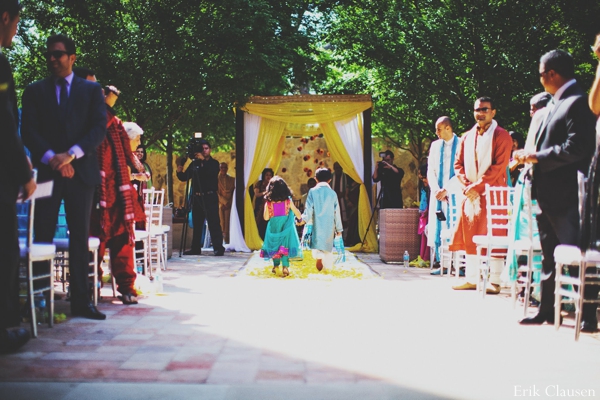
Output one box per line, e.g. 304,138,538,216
240,95,377,253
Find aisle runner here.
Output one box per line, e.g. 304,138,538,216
238,250,378,280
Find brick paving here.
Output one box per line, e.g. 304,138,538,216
0,251,599,399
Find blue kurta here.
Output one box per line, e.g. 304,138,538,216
302,182,343,252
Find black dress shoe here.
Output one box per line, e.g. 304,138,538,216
0,328,30,354
519,313,556,325
580,320,599,333
183,250,202,255
214,249,225,256
72,303,106,320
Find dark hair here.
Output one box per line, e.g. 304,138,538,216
509,131,525,150
264,176,292,202
530,92,552,109
383,149,394,158
136,144,147,163
73,66,95,79
476,96,494,110
47,34,76,55
418,163,429,193
540,49,575,80
315,168,332,182
307,177,317,188
261,168,274,181
418,163,428,177
0,1,21,18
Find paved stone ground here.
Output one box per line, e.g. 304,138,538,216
0,251,599,400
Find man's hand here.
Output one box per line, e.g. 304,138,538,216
513,149,538,164
464,185,479,201
49,152,74,170
175,156,187,167
58,163,75,178
434,188,448,201
194,152,205,161
21,178,37,201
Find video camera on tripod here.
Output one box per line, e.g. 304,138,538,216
186,134,208,160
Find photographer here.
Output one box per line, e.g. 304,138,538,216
176,138,225,256
372,150,404,209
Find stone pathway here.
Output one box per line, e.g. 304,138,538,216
0,251,599,400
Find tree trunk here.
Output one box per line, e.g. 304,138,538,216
167,132,174,205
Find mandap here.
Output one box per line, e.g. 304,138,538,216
226,94,377,253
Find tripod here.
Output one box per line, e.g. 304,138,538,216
361,185,384,248
179,159,209,256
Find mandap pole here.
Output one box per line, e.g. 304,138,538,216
235,108,245,236
363,107,372,206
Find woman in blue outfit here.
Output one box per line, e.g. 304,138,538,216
260,176,302,277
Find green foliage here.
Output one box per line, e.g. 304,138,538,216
316,0,600,162
11,0,328,155
7,0,600,170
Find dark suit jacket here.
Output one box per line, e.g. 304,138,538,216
20,74,106,185
0,52,32,204
533,82,596,212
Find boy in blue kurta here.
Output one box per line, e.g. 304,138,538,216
301,168,343,271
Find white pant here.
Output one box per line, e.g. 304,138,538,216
312,250,333,270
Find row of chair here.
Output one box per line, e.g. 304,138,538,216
19,180,170,338
432,178,599,341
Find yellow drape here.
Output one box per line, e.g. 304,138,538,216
241,99,374,251
244,119,287,249
320,122,378,253
243,102,372,125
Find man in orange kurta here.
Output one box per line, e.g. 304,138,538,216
449,97,513,292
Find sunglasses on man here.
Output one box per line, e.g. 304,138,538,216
43,50,70,61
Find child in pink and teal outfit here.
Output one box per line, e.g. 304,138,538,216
259,176,302,277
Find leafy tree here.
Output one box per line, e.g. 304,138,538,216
12,0,331,202
317,0,600,164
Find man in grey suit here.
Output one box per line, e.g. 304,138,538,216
514,50,598,332
21,34,107,320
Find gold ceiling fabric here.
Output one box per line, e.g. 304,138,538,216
242,96,372,125
241,95,377,253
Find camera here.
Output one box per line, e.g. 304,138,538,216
186,137,207,160
436,210,446,221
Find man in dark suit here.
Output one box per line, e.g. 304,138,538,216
21,34,107,320
0,0,37,353
514,50,598,332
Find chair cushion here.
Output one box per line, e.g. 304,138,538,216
135,230,149,240
472,235,511,247
53,237,100,251
553,245,581,265
512,238,542,251
20,243,56,260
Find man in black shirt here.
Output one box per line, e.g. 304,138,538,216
176,139,225,256
373,150,404,209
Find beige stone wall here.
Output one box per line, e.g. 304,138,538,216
145,138,421,210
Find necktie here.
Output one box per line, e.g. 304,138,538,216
58,78,68,115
